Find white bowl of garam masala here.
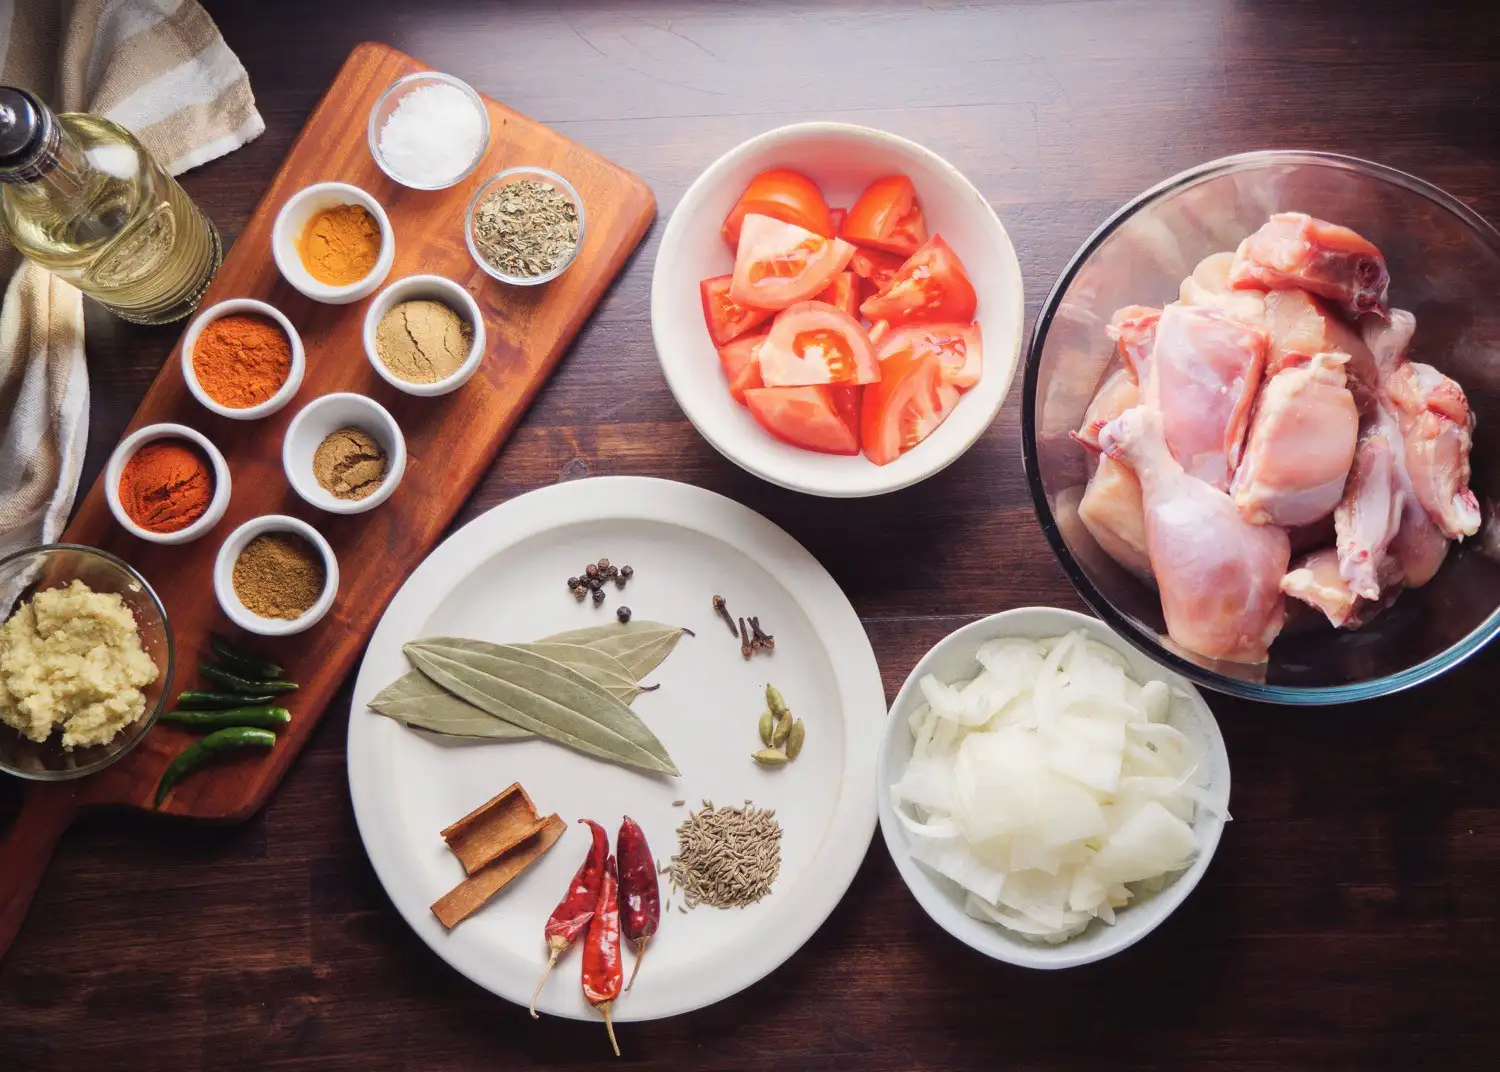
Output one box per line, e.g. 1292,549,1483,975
272,182,395,304
213,515,338,636
105,423,231,544
361,274,486,397
282,393,407,515
182,298,305,420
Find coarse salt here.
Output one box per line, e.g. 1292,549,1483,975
377,83,484,187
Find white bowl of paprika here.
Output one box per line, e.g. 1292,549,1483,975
105,423,231,545
182,298,305,420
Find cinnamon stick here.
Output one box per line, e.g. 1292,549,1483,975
431,813,566,930
441,783,541,875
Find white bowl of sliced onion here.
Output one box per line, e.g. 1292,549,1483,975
877,606,1230,968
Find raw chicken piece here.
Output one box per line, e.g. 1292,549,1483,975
1263,288,1381,405
1232,351,1359,527
1391,499,1450,587
1334,418,1404,599
1179,251,1268,322
1148,302,1269,490
1099,406,1290,663
1107,306,1161,383
1361,308,1416,378
1228,212,1390,317
1079,457,1152,579
1384,360,1481,538
1076,368,1140,450
1281,548,1361,628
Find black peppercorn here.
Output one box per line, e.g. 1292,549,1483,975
617,606,632,623
607,564,619,578
585,563,599,579
592,588,606,605
615,576,627,589
598,557,611,571
621,565,634,579
567,576,580,589
572,585,587,600
588,577,601,590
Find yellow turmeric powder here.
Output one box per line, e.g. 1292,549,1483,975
296,203,381,285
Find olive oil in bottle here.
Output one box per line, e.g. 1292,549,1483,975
0,86,220,325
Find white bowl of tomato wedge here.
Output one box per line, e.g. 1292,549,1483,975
652,121,1025,497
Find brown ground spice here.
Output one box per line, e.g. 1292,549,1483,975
232,532,325,620
313,426,387,500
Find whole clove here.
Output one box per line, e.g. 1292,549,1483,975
712,594,737,635
738,616,753,659
749,617,775,652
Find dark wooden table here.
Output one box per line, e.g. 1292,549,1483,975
4,1,1499,1067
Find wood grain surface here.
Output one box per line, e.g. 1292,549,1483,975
3,1,1498,1068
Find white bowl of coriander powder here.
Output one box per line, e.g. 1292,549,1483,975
361,274,486,397
282,393,406,515
465,166,586,286
213,515,338,636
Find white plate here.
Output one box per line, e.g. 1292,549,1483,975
652,121,1025,498
348,477,885,1020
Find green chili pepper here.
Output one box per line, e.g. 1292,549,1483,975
160,706,291,731
198,663,298,695
209,634,284,680
154,727,276,807
176,690,276,709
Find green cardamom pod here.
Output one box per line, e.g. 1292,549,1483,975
766,683,790,721
758,710,774,747
785,718,805,760
772,712,792,745
752,748,788,767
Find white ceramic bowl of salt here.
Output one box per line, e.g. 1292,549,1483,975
367,71,490,191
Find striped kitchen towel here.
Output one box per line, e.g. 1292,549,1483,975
0,0,262,564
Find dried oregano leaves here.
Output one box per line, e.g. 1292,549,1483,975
471,178,580,277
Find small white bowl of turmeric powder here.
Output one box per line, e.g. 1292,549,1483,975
272,182,394,305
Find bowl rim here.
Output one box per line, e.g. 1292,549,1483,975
875,606,1229,968
270,181,396,304
367,71,491,191
464,166,587,286
212,515,339,636
0,542,175,781
104,422,232,544
181,298,306,420
1020,149,1500,705
361,274,487,397
651,119,1025,499
281,391,407,514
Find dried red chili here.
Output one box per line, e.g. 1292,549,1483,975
582,854,623,1057
617,815,660,992
529,818,608,1018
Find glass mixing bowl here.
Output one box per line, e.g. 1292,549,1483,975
0,544,174,779
1023,151,1500,704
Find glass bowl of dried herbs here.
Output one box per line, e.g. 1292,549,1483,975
464,166,586,286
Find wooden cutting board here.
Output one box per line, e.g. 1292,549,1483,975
0,41,655,959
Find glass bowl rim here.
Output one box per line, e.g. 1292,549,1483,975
1020,149,1500,705
366,70,492,192
0,542,175,780
464,165,587,286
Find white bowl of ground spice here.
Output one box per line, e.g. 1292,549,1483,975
213,515,338,636
282,392,406,514
105,423,231,544
272,182,394,304
362,274,485,397
182,298,305,419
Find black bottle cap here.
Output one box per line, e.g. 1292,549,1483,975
0,86,49,174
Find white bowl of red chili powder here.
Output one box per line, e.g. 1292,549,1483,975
181,298,305,419
105,423,231,545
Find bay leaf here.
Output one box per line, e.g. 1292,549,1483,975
368,671,534,740
422,637,642,702
404,643,679,776
538,620,689,681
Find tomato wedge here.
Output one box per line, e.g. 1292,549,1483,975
700,274,772,346
730,215,856,311
757,301,879,387
860,347,961,466
815,271,860,320
721,169,832,248
875,321,983,389
841,175,928,257
744,385,860,455
830,384,862,441
859,235,977,326
718,332,767,403
849,247,906,293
